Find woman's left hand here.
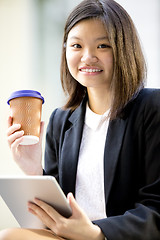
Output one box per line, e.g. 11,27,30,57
28,192,105,240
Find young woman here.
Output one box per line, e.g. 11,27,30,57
1,0,160,239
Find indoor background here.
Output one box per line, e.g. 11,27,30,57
0,0,159,229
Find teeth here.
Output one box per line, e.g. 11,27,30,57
81,69,101,73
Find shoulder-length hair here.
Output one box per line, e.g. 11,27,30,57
60,0,147,119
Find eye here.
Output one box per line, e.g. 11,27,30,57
72,44,82,48
98,44,111,49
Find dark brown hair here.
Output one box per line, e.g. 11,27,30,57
60,0,147,119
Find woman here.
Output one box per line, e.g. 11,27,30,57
1,0,160,239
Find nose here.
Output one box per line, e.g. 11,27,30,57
81,49,98,64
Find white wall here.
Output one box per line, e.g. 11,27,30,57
116,0,160,87
0,0,159,229
0,0,33,228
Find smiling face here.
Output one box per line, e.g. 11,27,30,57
66,18,114,92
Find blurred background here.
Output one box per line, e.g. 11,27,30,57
0,0,159,229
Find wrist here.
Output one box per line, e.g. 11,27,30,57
33,166,43,175
26,165,43,176
92,224,105,240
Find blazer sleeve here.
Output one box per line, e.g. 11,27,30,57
43,109,59,180
44,107,71,182
94,90,160,240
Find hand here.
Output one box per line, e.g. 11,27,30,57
7,116,44,175
28,193,105,240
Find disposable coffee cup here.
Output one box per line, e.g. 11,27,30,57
7,90,44,145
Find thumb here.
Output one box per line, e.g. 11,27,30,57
8,116,13,128
67,192,84,216
39,121,45,143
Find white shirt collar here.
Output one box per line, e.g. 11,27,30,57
85,103,110,131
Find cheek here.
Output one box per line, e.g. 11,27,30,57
66,52,79,76
105,55,114,72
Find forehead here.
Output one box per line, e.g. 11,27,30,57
67,18,108,40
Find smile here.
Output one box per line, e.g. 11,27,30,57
80,69,102,73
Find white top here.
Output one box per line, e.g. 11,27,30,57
75,103,110,221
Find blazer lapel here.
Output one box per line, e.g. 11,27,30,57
104,117,128,205
59,96,128,201
59,100,86,196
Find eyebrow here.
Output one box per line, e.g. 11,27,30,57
95,36,109,41
68,36,109,41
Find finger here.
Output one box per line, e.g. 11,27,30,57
33,198,63,222
29,200,70,239
10,135,24,151
28,202,47,218
28,205,37,216
7,130,24,147
6,123,21,137
28,202,56,230
8,116,13,128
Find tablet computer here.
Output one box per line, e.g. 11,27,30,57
0,175,72,229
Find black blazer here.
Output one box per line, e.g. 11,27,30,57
44,88,160,240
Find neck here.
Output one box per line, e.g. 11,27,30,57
87,87,112,115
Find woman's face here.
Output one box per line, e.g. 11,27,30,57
66,18,114,91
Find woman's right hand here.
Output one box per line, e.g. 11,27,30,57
7,116,44,175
